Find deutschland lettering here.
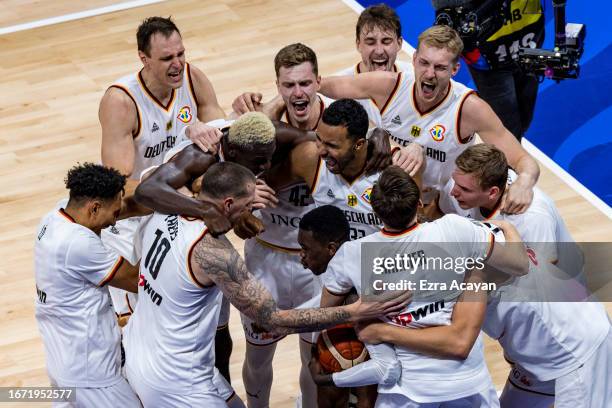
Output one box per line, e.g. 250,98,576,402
343,210,381,226
144,135,176,158
426,147,446,162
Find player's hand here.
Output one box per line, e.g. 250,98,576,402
254,179,278,209
308,352,334,386
354,320,386,345
365,128,392,176
347,290,412,322
186,122,222,154
199,204,231,238
392,143,424,177
502,179,533,214
232,92,263,115
233,211,265,239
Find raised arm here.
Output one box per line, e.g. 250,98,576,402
319,72,399,109
191,234,410,333
462,94,540,214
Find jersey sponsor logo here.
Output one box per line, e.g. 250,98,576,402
140,274,163,306
410,125,421,138
36,285,47,303
347,194,358,207
327,189,335,198
361,187,372,204
425,147,447,162
177,106,193,123
37,225,47,241
144,135,177,158
391,115,402,125
269,213,301,228
151,122,159,133
429,124,446,142
389,300,445,326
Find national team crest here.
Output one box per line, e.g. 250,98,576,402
347,194,358,207
410,125,421,138
361,187,372,204
177,106,193,123
429,124,446,142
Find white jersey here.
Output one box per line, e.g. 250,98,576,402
322,215,495,402
111,63,198,180
311,158,382,239
382,75,476,201
124,213,222,394
483,254,611,381
34,209,123,387
439,170,583,275
337,61,413,127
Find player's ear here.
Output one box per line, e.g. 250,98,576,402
451,60,460,76
417,199,424,209
488,186,500,200
138,50,147,66
223,197,234,214
89,200,102,217
354,138,367,151
328,241,340,256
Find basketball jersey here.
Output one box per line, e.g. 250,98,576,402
337,61,413,127
254,98,327,250
483,255,610,381
111,63,198,180
381,75,476,202
311,158,382,239
322,214,495,402
438,170,583,275
34,209,123,387
123,213,222,394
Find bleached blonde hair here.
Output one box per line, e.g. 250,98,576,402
228,112,276,147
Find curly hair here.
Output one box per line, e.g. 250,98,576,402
300,205,350,245
65,163,126,203
321,99,369,141
228,112,276,148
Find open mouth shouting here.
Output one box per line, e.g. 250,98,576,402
168,69,183,84
420,79,437,99
291,99,310,117
370,57,389,71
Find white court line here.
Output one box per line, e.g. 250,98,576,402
0,0,165,35
341,0,611,219
522,138,612,219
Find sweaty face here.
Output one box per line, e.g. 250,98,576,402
141,31,186,89
226,183,256,225
357,26,402,72
413,44,459,104
230,141,276,176
276,62,320,128
298,229,334,275
450,170,489,209
316,122,357,175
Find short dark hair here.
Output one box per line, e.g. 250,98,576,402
371,166,420,229
274,43,319,77
321,99,369,141
200,162,256,199
356,4,402,41
65,163,126,204
137,16,181,56
300,205,350,245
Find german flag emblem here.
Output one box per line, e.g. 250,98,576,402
347,194,358,207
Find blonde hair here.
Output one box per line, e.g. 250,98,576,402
228,112,275,147
455,144,508,190
417,25,464,63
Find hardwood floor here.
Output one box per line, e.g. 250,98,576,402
0,1,609,407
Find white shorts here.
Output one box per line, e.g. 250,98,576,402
50,377,140,408
125,365,226,408
500,362,554,408
375,386,499,408
554,328,612,408
241,239,321,345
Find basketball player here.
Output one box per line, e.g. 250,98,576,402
317,166,529,407
318,25,540,213
298,205,377,408
124,161,411,407
34,163,142,407
98,16,234,381
430,143,583,276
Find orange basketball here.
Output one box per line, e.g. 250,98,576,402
316,323,369,373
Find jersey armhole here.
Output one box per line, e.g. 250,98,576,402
456,90,477,144
108,85,142,139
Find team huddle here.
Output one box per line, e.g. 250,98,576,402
33,4,610,408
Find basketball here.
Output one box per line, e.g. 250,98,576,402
316,323,369,373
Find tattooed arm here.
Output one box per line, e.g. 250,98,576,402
190,233,410,332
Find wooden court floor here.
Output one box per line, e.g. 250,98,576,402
0,0,610,407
